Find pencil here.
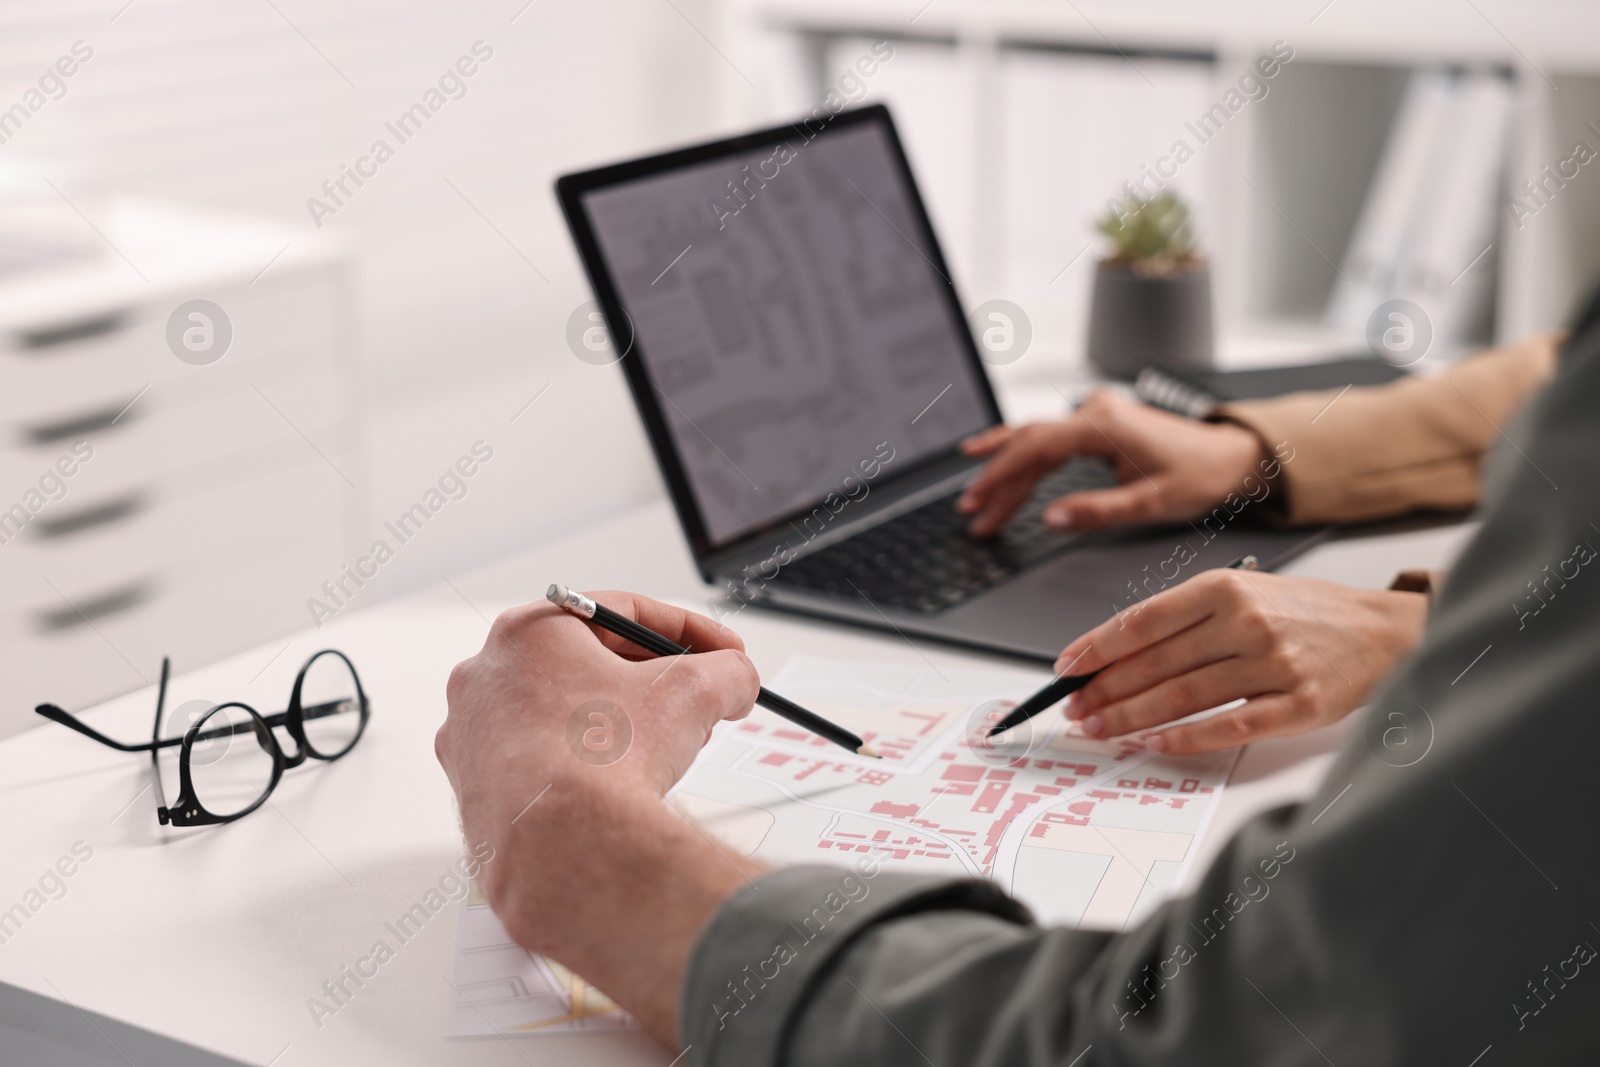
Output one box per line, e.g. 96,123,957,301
546,584,882,758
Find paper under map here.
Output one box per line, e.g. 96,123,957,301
446,655,1236,1036
445,878,634,1036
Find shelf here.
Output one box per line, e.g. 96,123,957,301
754,0,1600,74
728,0,1600,357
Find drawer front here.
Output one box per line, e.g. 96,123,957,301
0,267,340,423
0,539,345,739
0,364,348,500
0,455,349,623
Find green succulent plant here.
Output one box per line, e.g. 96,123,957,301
1095,191,1201,277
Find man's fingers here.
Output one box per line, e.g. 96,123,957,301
1148,694,1303,755
582,589,745,659
647,647,761,725
1081,658,1268,738
1055,577,1219,676
1042,480,1165,531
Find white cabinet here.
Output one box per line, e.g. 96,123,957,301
0,198,359,737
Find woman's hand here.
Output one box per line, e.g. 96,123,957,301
1053,569,1430,755
957,389,1268,537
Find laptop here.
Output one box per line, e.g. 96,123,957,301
556,104,1324,663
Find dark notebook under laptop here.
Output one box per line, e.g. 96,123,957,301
1135,356,1408,418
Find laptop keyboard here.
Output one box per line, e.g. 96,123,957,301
766,459,1118,615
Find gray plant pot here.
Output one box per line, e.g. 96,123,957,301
1086,261,1215,380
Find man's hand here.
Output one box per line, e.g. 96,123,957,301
1053,569,1430,754
957,389,1267,537
436,591,765,1045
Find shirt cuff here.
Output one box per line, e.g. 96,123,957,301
680,864,1032,1067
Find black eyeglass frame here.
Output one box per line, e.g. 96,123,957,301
34,649,370,827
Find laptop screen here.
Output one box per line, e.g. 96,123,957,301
577,112,994,548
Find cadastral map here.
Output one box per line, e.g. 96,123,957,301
447,655,1235,1035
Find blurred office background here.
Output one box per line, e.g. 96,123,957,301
5,0,1600,734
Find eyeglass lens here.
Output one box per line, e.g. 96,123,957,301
299,651,363,759
188,704,277,818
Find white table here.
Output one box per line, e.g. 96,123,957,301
0,498,1477,1066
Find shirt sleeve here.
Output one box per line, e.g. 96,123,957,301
1211,332,1560,526
680,865,1044,1065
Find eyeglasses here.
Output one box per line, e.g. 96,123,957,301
35,649,370,826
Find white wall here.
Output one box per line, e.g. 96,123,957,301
1,0,732,628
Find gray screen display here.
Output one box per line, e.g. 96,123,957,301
583,119,992,547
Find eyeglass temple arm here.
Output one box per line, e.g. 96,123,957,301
32,699,344,751
30,657,177,756
33,703,160,752
152,657,170,817
33,664,352,751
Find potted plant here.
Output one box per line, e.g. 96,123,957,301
1086,191,1214,379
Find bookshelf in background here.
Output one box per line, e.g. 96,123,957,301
725,0,1600,368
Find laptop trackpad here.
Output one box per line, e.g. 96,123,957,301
932,526,1321,661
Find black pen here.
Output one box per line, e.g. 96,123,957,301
546,584,882,758
986,554,1259,739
